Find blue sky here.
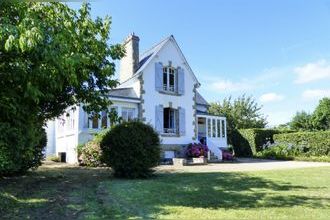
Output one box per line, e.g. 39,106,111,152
68,0,330,126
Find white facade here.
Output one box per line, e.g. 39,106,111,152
141,39,197,145
45,34,227,163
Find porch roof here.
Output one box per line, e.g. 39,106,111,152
196,113,226,120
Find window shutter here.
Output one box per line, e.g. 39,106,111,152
155,105,164,133
179,107,185,136
177,67,185,95
155,62,163,91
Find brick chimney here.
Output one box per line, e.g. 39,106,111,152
120,33,140,83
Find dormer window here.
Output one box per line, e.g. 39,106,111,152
163,66,176,92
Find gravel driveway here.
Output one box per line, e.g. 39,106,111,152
156,158,330,173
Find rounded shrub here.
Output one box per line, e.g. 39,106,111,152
101,121,160,178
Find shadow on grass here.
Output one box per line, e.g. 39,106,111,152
0,164,329,219
105,172,330,219
0,165,111,219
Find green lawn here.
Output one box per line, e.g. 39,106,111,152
1,163,330,219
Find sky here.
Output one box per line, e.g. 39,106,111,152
68,0,330,126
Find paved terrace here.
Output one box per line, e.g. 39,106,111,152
155,158,330,173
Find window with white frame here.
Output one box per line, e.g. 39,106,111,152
217,119,221,137
163,66,176,92
222,120,226,137
121,107,135,122
207,118,211,137
212,119,216,137
91,114,99,129
163,107,177,134
101,111,108,128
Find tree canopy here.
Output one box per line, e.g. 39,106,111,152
289,98,330,131
0,2,124,175
0,1,125,123
208,95,267,143
209,95,267,129
290,111,313,131
312,97,330,130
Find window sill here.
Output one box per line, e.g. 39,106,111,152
158,90,181,96
161,133,180,137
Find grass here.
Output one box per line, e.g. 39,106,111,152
1,162,330,219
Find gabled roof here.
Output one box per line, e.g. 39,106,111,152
107,88,139,100
120,35,200,87
136,36,170,72
196,91,209,106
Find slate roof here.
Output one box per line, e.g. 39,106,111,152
196,110,209,115
196,91,209,106
113,35,205,103
120,35,199,87
136,36,171,73
107,88,139,100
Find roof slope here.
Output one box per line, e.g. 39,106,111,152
120,35,200,87
137,36,171,72
107,88,139,100
196,91,209,106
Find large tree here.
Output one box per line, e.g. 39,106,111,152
0,2,124,123
208,95,267,143
0,2,124,175
312,97,330,130
290,111,313,131
288,98,330,131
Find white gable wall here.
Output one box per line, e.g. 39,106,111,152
131,79,141,98
142,40,197,145
45,120,56,156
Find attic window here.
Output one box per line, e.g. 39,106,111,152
163,66,176,92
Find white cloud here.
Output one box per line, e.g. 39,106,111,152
264,110,294,127
259,93,284,103
209,80,253,92
199,66,290,94
294,60,330,84
302,89,330,100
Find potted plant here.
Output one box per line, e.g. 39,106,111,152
185,143,209,164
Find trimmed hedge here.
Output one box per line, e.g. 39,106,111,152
232,129,284,156
274,131,330,156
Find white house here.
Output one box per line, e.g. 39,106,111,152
45,34,227,164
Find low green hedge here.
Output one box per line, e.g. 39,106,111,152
273,131,330,157
232,129,285,156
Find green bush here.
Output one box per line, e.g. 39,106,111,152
274,131,330,157
232,129,284,156
46,155,60,162
0,122,46,176
255,143,294,160
101,121,160,178
78,129,108,167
